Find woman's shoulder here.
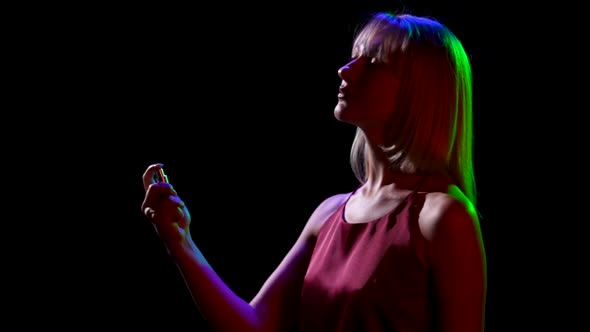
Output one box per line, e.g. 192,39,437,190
304,192,352,236
419,184,479,241
423,183,473,210
319,192,352,209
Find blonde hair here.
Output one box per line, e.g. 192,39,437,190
349,12,477,206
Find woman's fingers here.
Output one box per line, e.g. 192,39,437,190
142,163,165,191
141,181,181,219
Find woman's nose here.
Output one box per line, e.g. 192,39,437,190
337,64,350,80
338,57,364,80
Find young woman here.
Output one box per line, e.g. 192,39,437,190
141,11,487,332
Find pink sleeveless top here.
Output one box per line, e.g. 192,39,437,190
299,189,433,332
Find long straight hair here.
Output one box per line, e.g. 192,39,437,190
349,12,477,207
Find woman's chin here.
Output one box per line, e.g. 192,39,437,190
333,101,348,120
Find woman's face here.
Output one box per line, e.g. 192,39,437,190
334,49,401,136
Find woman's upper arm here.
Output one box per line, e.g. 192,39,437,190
250,193,349,332
424,196,487,332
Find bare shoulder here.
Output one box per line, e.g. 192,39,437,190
303,192,350,237
417,186,486,331
419,185,480,242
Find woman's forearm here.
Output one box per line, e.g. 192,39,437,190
168,239,263,332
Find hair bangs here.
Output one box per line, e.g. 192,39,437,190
352,13,408,64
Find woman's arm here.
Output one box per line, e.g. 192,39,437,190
420,193,487,332
141,164,346,332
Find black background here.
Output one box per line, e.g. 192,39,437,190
6,0,583,330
